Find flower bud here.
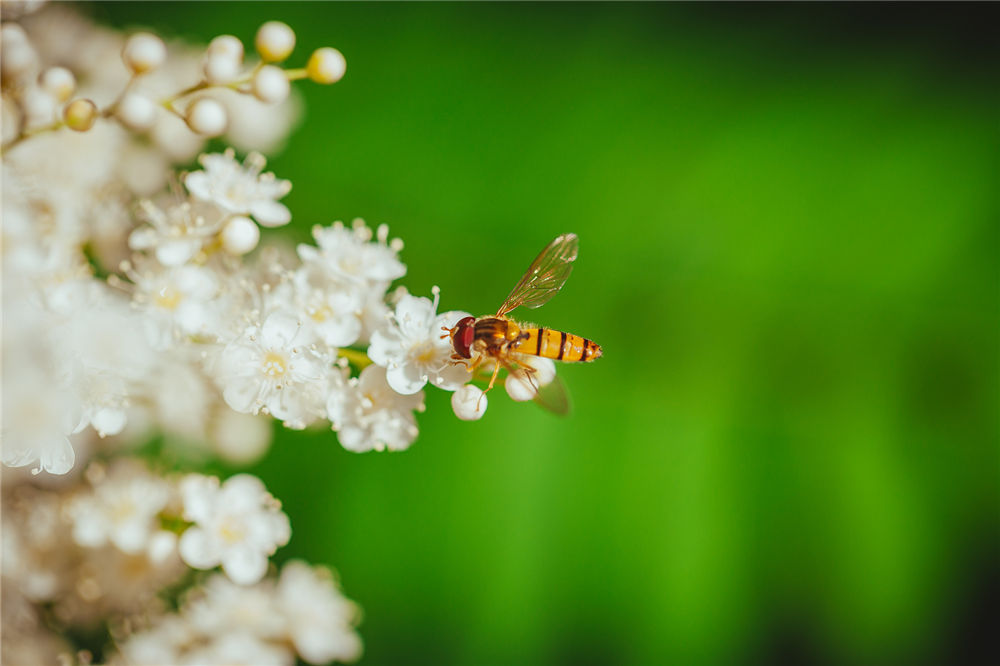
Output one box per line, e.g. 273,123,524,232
255,21,295,62
184,97,227,136
505,371,537,402
203,52,241,85
452,384,487,421
207,34,244,61
1,23,38,80
122,32,166,75
116,92,157,130
63,98,98,132
220,215,260,255
307,47,346,84
38,66,76,102
251,65,290,104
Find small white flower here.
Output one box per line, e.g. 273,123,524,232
327,365,423,453
368,289,471,395
275,561,362,664
178,474,291,585
184,149,291,227
289,268,364,349
129,197,226,266
68,460,171,554
214,310,329,429
299,221,405,286
184,573,284,640
130,262,221,349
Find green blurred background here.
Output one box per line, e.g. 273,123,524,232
95,3,999,664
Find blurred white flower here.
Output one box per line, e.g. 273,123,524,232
368,290,471,395
184,573,284,641
129,197,226,267
131,262,221,349
327,364,423,453
276,561,362,663
299,221,405,286
178,474,290,585
184,149,291,227
68,460,171,554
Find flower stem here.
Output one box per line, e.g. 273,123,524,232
337,348,373,369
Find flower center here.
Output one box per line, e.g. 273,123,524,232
262,351,288,377
411,341,437,364
308,303,331,322
218,517,246,544
155,286,182,310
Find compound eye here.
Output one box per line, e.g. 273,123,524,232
453,318,475,359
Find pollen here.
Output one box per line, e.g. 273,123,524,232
262,351,288,377
154,286,182,310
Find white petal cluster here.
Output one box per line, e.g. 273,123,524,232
215,311,331,429
185,149,292,227
327,365,424,452
67,459,174,556
114,563,361,665
178,473,291,585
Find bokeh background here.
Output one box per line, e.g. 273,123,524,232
93,3,998,664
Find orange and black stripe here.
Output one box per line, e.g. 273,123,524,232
513,327,602,362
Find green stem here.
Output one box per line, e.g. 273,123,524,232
338,348,373,369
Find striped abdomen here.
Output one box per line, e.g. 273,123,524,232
512,327,602,362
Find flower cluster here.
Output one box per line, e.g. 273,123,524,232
2,459,359,665
1,4,560,664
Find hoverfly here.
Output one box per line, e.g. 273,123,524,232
442,233,602,413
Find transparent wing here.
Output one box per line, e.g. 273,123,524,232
496,233,579,317
533,375,571,416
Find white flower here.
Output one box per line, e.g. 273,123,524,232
184,573,284,641
288,268,364,349
327,365,423,453
213,310,329,429
299,221,405,286
183,632,294,666
68,460,171,554
275,561,362,664
130,262,221,349
1,362,79,475
178,474,290,585
128,197,226,266
368,289,471,395
184,149,291,227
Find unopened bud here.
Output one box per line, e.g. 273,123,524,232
122,32,166,75
63,98,98,132
39,67,76,102
220,216,260,255
307,47,346,84
255,21,295,63
203,52,241,85
116,92,157,131
252,65,290,104
207,34,244,62
184,97,227,136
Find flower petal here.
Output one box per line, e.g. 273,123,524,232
249,200,291,227
179,527,220,569
222,544,269,585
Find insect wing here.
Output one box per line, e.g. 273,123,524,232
496,233,579,317
532,374,571,416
